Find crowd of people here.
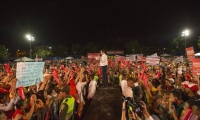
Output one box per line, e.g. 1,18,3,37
0,49,200,120
0,57,100,119
119,59,200,119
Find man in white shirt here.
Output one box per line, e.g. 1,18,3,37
100,49,108,87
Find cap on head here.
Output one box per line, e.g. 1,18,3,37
60,86,70,94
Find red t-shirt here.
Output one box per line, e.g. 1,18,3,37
12,109,23,118
69,79,78,100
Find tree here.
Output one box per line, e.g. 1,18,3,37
0,45,7,60
82,42,100,54
169,37,184,54
33,45,53,58
125,40,141,54
71,43,82,55
198,36,200,48
54,44,68,57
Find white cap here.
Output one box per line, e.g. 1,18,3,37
168,78,174,83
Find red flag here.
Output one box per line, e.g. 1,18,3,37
52,74,60,84
108,59,112,66
4,64,11,75
53,67,58,77
126,60,130,68
121,60,126,68
141,66,146,79
97,67,101,75
156,71,161,79
143,74,147,86
52,67,60,84
138,71,141,79
61,65,66,72
186,74,191,81
18,86,25,99
141,60,145,68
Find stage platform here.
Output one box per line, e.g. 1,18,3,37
83,84,122,120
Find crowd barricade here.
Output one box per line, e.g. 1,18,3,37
30,99,65,120
31,109,47,120
48,99,63,120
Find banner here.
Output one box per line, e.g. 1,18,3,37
87,53,100,61
126,54,136,61
137,54,146,61
116,55,126,61
186,47,195,61
16,62,45,88
161,57,170,63
107,50,124,55
173,56,183,63
146,57,160,65
192,59,200,76
147,53,158,57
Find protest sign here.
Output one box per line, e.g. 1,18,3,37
126,54,136,61
173,56,183,63
186,47,195,61
16,62,45,88
146,57,160,65
137,54,146,61
192,59,200,76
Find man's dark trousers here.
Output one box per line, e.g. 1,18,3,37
102,65,108,87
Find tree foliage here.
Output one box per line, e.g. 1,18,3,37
125,40,141,54
54,44,68,57
0,45,6,60
198,36,200,48
33,45,53,58
169,37,183,54
82,42,100,54
71,43,82,55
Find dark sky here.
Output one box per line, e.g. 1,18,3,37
0,1,200,54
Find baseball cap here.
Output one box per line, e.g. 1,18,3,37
60,86,70,94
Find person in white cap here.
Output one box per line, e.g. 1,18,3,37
182,82,198,100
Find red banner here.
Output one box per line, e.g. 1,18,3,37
192,59,200,76
116,55,126,61
87,53,100,61
186,47,195,61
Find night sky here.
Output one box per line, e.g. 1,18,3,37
0,1,200,54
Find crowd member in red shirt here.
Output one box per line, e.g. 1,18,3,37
12,96,36,120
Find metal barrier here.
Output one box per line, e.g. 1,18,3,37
49,99,62,120
31,109,47,120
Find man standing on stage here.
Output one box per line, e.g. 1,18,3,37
100,49,108,87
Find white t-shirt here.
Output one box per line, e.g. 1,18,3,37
87,80,97,98
120,80,127,96
100,54,108,66
76,81,87,103
124,86,133,98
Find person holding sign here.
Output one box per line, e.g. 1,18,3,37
100,49,108,87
